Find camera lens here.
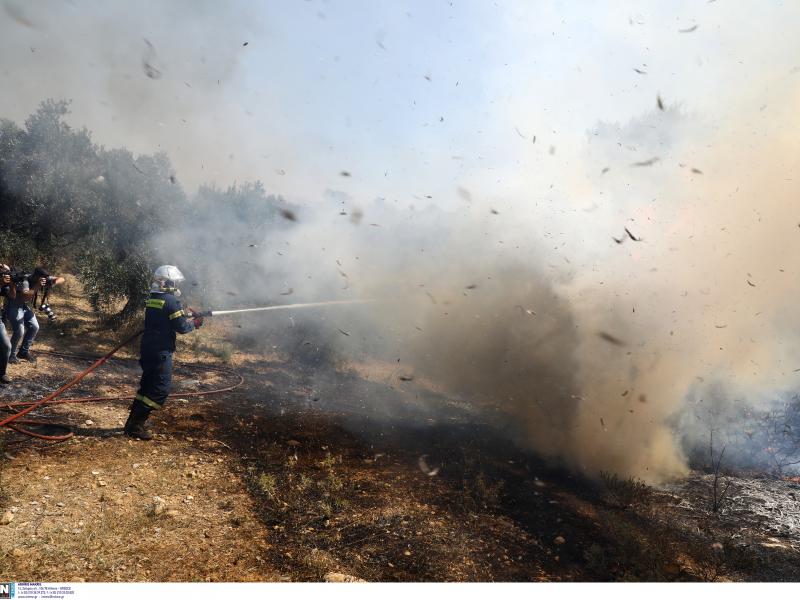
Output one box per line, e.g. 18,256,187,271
40,304,56,322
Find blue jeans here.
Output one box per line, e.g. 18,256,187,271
0,320,10,376
8,305,39,356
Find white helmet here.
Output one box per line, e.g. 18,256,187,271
152,265,185,295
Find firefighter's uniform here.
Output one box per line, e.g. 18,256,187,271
124,290,198,438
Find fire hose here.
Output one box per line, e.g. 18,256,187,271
0,299,370,442
195,299,371,317
0,330,243,442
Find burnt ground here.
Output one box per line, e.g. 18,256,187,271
1,282,800,582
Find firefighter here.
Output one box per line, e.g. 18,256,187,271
123,265,203,440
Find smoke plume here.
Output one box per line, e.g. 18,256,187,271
173,92,800,483
5,1,800,481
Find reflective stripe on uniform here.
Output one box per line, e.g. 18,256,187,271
169,309,186,320
146,299,166,309
135,393,160,410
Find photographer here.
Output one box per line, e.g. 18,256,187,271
0,263,15,383
7,267,65,364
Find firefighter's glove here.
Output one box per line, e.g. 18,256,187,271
193,315,204,329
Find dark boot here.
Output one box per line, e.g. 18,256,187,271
124,411,153,440
0,375,10,384
17,350,36,363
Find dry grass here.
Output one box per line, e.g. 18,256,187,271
184,326,235,363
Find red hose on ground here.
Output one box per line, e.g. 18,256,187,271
0,330,243,442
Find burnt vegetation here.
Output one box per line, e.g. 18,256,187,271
679,390,800,479
599,471,652,508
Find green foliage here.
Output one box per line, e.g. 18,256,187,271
1,100,103,248
0,100,182,322
0,230,40,270
258,473,278,499
75,244,151,314
0,99,294,323
192,181,282,230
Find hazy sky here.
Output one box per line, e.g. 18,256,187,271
2,0,798,206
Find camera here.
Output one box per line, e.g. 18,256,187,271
39,303,56,323
0,267,26,284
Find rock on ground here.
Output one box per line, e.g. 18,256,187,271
324,572,366,583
